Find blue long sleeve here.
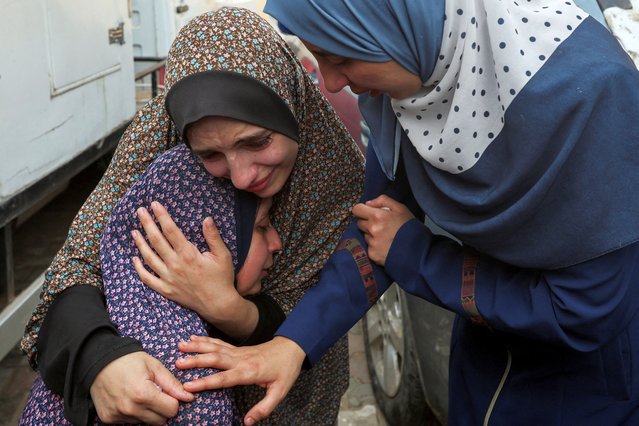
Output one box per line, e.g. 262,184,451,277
387,219,639,352
276,146,405,364
275,220,392,364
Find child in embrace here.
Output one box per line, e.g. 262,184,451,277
21,143,284,425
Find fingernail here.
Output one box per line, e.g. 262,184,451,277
137,207,145,216
245,417,255,426
151,201,159,209
131,230,138,238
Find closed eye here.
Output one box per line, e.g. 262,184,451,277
325,55,347,66
312,49,348,66
256,223,272,233
242,133,273,151
197,151,222,161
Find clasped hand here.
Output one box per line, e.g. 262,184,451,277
352,194,414,265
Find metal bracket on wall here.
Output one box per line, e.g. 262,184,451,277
109,22,125,45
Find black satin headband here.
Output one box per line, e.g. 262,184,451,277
165,70,299,143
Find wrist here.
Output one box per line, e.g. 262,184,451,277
208,294,259,340
200,290,243,323
271,336,306,367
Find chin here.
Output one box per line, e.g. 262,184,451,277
258,182,282,198
249,282,262,295
255,189,274,199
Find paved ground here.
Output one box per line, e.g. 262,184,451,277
0,157,387,425
0,345,35,426
338,323,388,426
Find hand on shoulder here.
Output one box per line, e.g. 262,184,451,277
175,335,306,425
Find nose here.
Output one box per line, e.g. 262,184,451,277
227,153,256,190
317,62,349,93
268,228,283,254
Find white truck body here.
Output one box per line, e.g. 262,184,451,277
0,0,136,204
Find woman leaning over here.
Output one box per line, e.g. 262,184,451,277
20,8,364,425
182,1,639,425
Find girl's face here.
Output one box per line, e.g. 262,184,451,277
235,198,282,296
187,116,299,198
303,42,422,100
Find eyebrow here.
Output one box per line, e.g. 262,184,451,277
190,128,272,157
312,49,330,57
304,42,339,58
310,48,340,59
255,211,270,225
236,129,272,145
254,207,272,227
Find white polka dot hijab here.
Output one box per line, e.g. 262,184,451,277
267,0,639,269
393,1,584,174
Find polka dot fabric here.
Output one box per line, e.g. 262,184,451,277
392,0,589,173
20,145,239,425
22,8,364,425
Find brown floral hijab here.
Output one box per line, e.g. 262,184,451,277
160,7,365,311
22,8,364,423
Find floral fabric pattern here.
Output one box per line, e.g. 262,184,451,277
21,145,240,425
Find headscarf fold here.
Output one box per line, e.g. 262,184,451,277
165,70,300,142
265,0,639,269
23,8,364,424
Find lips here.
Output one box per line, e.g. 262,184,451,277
246,172,272,193
348,83,367,94
350,87,381,97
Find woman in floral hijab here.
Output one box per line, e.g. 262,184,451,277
21,8,364,425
